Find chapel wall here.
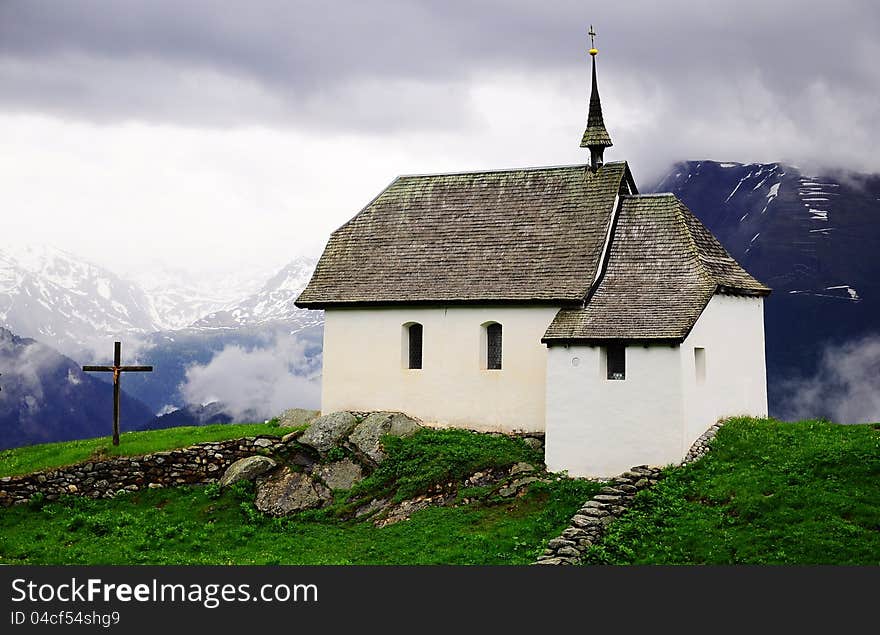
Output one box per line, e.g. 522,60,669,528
680,294,768,449
544,344,685,477
320,306,559,433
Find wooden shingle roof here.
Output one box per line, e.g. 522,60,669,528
541,194,770,344
296,162,634,308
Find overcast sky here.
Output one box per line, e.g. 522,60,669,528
2,1,878,283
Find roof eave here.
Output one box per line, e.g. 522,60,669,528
541,336,685,346
717,285,772,297
296,298,584,310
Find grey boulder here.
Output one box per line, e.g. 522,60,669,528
298,411,358,453
277,408,321,428
218,456,277,488
314,458,363,491
254,468,330,516
349,412,422,463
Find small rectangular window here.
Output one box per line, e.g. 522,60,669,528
695,347,706,384
408,323,423,369
606,344,625,380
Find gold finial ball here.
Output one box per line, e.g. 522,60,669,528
589,48,599,56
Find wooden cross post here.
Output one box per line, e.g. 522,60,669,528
83,341,153,446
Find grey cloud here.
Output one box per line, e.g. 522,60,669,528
1,1,878,173
179,334,321,421
4,340,64,402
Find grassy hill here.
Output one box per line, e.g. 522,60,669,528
0,425,598,565
1,417,878,564
586,418,880,565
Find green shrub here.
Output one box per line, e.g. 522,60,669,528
228,480,254,502
27,492,46,510
323,447,347,463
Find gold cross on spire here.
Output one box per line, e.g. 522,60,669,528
588,25,598,56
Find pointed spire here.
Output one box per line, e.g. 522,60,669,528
581,26,612,171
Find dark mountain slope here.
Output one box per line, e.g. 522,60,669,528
649,161,880,419
0,327,154,449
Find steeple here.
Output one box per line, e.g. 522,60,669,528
581,26,613,171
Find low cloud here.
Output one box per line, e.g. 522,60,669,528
779,334,880,424
1,338,63,402
179,334,321,421
74,331,154,367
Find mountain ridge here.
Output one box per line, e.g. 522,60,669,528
0,245,322,356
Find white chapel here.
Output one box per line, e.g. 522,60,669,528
296,36,770,477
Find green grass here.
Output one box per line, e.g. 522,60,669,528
0,422,285,478
585,417,880,565
0,425,598,564
350,428,543,503
7,416,876,564
0,478,598,565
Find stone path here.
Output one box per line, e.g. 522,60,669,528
534,421,724,565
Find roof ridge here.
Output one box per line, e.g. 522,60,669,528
397,161,628,179
622,192,677,198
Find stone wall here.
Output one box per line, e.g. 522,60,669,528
0,436,285,507
681,421,722,465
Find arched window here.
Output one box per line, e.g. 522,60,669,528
404,322,423,369
482,322,502,370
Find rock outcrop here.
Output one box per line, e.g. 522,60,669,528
3,409,553,532
254,468,331,515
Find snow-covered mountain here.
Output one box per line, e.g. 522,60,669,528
124,261,279,330
0,244,162,355
0,246,323,418
0,245,322,355
190,257,322,331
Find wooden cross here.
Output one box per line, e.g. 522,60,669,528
83,341,152,446
589,25,597,48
